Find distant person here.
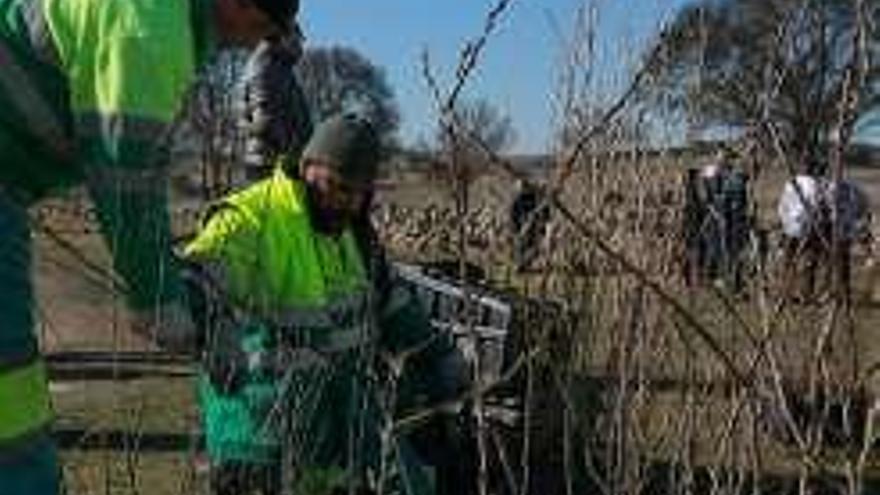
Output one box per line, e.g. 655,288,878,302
778,173,821,298
777,166,870,302
825,178,871,300
719,166,750,291
698,154,727,280
692,150,751,290
0,0,300,492
681,167,706,287
510,180,551,272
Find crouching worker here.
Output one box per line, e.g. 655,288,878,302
183,114,470,495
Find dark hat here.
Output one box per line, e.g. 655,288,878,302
301,114,381,186
250,0,299,34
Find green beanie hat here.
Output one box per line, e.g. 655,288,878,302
301,113,381,186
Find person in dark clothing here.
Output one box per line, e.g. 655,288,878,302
679,151,753,292
719,168,750,292
240,27,313,181
510,180,551,272
682,167,706,287
695,153,751,292
699,162,726,280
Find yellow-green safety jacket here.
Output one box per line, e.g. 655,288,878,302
0,0,215,469
184,169,464,490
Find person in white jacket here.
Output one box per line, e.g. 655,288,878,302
777,169,870,302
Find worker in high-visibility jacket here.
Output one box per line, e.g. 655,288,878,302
183,114,470,495
0,0,300,493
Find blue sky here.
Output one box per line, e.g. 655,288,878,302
301,1,878,152
300,1,689,153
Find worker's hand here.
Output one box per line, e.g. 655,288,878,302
130,302,199,354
